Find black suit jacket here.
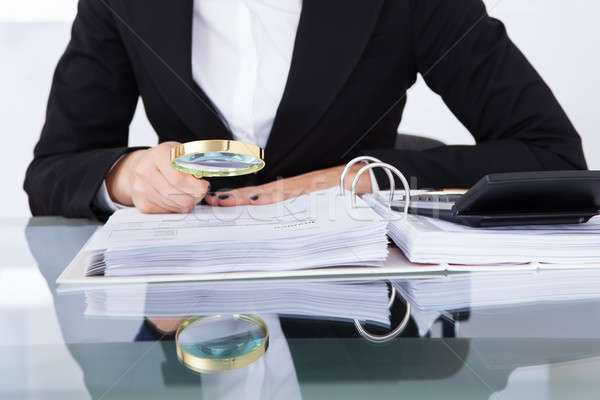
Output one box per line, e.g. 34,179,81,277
24,0,587,219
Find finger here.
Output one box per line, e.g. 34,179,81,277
248,181,305,205
245,191,276,205
153,143,210,197
204,191,219,206
133,178,185,213
150,166,198,212
247,189,298,205
149,182,193,213
217,184,292,207
214,187,254,207
133,196,172,214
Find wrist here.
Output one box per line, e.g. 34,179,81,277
106,150,144,206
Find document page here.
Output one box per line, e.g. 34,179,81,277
364,191,600,265
89,187,384,249
84,188,389,276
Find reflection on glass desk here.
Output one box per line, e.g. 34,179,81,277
1,217,600,399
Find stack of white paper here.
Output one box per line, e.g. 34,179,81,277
364,192,600,265
394,269,600,311
81,280,391,325
85,188,388,277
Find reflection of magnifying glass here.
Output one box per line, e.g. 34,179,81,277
175,315,269,374
171,140,265,178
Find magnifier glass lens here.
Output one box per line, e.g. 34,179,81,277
178,316,267,359
171,140,265,177
174,152,263,176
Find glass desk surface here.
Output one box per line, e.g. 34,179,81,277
2,217,600,400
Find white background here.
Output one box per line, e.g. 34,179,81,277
1,0,599,219
1,2,599,397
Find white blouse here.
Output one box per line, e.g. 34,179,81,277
191,0,303,148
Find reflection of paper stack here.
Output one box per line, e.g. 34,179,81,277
83,188,388,277
364,192,600,265
395,269,600,311
81,280,391,325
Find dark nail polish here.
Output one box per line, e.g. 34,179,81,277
250,195,259,201
218,194,230,200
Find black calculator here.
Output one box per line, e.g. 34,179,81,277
390,171,600,227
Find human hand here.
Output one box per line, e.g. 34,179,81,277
148,317,189,334
205,164,372,207
106,142,210,213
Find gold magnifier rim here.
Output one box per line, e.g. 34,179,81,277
170,139,265,178
175,314,269,374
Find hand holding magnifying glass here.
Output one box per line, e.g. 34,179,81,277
106,140,264,214
105,141,211,214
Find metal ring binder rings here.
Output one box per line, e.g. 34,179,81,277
354,284,412,343
340,156,396,200
341,156,413,342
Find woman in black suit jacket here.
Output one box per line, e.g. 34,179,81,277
24,0,586,219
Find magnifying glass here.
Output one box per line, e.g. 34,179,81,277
171,140,265,178
175,314,269,373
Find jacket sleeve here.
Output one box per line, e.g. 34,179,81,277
366,0,587,189
24,0,141,219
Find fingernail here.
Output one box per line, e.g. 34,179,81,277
218,194,230,200
206,191,215,197
250,195,259,201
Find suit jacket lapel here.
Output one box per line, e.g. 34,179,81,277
125,0,232,140
265,0,386,169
